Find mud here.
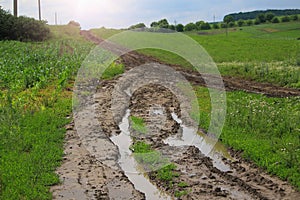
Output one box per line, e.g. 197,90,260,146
51,31,300,199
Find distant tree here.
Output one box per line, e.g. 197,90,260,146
195,20,204,29
281,16,290,22
168,24,175,30
129,23,146,29
157,19,169,28
184,23,197,31
223,15,234,36
212,23,219,29
254,18,261,25
237,19,244,27
256,14,266,23
220,23,227,28
223,15,234,24
265,12,275,22
150,21,158,27
272,17,280,23
292,15,299,21
228,21,235,28
246,20,253,26
68,20,81,27
200,22,211,30
176,24,184,32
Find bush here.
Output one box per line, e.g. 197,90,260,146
237,19,244,27
292,15,298,21
212,23,219,29
184,23,197,31
176,24,184,32
281,16,290,22
265,12,275,22
272,17,280,23
246,20,253,26
200,22,211,30
0,7,50,41
228,21,235,27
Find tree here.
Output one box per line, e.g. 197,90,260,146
228,21,235,28
150,21,158,27
237,19,244,27
223,15,234,24
195,20,204,29
157,18,169,28
223,15,234,36
254,18,261,25
168,24,175,30
256,14,266,23
176,24,184,32
184,23,197,31
281,16,290,22
200,22,211,30
265,12,275,22
129,23,146,29
272,17,280,23
212,23,219,29
246,20,253,26
292,15,298,21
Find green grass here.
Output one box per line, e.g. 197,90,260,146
175,190,188,198
195,86,300,190
101,62,124,80
0,27,93,199
0,97,71,200
130,116,148,134
90,27,123,39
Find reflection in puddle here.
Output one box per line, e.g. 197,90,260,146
110,110,171,200
164,113,232,172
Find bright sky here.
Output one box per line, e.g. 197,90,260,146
0,0,299,29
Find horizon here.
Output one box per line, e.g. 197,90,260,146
0,0,299,30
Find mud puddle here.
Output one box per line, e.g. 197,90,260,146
164,112,232,172
110,109,171,200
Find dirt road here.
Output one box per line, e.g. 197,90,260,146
51,31,300,199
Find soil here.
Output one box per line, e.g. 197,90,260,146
50,30,300,200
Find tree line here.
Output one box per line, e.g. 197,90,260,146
0,7,50,41
224,9,300,21
129,11,299,32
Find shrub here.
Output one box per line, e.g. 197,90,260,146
246,20,253,26
292,15,298,21
0,7,50,41
272,17,280,23
265,12,275,22
176,24,184,32
281,16,290,22
184,23,197,31
237,19,244,27
213,23,219,29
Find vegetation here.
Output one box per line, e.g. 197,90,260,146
0,25,93,199
0,7,50,41
101,62,124,80
130,116,148,134
224,9,300,21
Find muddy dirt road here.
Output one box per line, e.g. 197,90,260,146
51,31,300,199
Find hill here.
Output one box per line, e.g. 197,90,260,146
225,9,300,21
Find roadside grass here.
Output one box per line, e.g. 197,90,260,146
0,26,93,199
195,86,300,190
0,93,71,200
101,62,124,80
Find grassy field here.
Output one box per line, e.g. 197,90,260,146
195,87,300,189
0,25,93,199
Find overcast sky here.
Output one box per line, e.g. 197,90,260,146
0,0,299,29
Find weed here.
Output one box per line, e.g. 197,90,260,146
175,190,188,198
101,62,124,80
130,116,147,134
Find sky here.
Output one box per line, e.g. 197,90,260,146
0,0,299,29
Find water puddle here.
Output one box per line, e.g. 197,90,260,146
110,110,171,200
164,113,232,172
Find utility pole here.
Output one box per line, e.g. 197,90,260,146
55,12,57,25
38,0,41,20
213,15,216,23
13,0,17,17
174,20,177,31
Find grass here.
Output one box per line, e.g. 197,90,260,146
195,86,300,190
101,62,124,80
130,116,148,134
0,25,93,199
